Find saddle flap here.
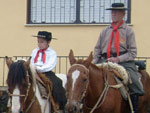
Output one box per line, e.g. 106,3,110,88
35,72,53,98
114,76,128,100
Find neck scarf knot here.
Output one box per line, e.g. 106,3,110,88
107,20,124,58
34,48,48,64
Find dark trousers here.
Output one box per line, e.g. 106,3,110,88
45,71,67,110
130,94,139,113
119,61,145,96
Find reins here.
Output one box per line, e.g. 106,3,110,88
24,72,36,113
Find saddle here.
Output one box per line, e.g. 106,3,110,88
97,62,145,112
97,62,129,84
35,71,59,113
97,61,145,99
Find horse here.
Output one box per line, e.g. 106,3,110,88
6,57,51,113
65,50,150,113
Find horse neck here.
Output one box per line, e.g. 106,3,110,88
85,65,118,108
88,64,106,97
23,84,37,111
24,71,36,107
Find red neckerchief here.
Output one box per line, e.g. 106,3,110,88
107,20,124,58
34,47,48,64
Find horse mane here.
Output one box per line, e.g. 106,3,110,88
75,59,86,64
29,64,37,90
7,60,28,87
75,59,107,77
90,63,108,77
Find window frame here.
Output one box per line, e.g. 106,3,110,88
26,0,131,25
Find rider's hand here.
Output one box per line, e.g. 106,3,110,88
107,57,119,63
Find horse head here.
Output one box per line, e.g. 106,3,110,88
65,50,93,113
6,57,33,113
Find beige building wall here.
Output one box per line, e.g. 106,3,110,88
0,0,150,56
0,0,150,81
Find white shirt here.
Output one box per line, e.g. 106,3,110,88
30,47,57,72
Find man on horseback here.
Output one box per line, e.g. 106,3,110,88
30,31,67,112
93,3,145,113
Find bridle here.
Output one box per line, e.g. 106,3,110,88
83,67,111,113
7,71,36,113
68,63,123,113
67,64,89,112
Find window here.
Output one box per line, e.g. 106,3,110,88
27,0,131,24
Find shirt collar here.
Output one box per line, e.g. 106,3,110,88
110,21,126,29
37,47,50,51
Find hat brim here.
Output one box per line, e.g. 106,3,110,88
32,35,46,38
106,7,128,10
32,35,57,40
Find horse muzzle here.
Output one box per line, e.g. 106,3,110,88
65,101,82,113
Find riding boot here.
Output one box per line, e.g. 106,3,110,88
130,94,139,113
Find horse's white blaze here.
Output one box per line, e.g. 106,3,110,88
12,86,20,113
72,70,80,90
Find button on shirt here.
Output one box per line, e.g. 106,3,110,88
30,47,57,72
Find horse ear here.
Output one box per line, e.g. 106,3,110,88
24,57,31,70
5,56,13,69
69,49,76,65
85,52,93,68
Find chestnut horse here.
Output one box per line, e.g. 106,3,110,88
65,50,150,113
6,58,50,113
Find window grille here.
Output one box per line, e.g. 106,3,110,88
27,0,131,24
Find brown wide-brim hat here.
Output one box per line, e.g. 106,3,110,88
106,3,128,10
32,31,57,41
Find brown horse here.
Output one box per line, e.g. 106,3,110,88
65,50,150,113
6,57,50,113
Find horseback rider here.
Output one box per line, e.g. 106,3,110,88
92,3,145,113
30,31,67,112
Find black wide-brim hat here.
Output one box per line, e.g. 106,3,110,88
106,3,128,10
32,31,57,41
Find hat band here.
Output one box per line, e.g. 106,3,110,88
37,35,46,38
111,7,126,9
106,7,128,10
